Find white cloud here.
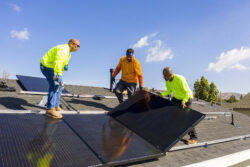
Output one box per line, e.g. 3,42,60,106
146,40,173,62
132,33,157,49
207,47,250,72
10,28,30,40
9,3,22,12
132,33,173,63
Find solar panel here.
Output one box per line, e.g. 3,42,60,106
16,75,69,93
109,91,205,152
63,114,164,166
0,114,103,167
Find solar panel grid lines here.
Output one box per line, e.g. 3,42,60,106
0,112,163,167
0,114,103,167
62,115,106,165
16,75,69,94
63,114,164,166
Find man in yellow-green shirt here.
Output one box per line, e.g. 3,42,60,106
161,67,197,144
40,39,80,119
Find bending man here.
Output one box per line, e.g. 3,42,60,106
113,48,143,103
40,39,80,119
161,67,197,144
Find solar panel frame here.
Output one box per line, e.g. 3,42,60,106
109,91,205,152
16,75,69,94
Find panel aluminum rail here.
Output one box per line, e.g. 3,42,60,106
202,112,232,115
19,90,118,99
0,110,107,114
169,134,250,152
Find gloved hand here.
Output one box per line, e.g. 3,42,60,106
139,86,143,91
64,65,68,71
57,75,63,86
156,91,162,96
57,75,62,83
111,76,115,83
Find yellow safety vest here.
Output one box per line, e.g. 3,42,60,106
41,44,71,75
161,74,193,103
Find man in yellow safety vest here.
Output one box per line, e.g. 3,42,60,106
40,39,80,119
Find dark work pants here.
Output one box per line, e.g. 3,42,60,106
114,80,137,103
172,97,198,140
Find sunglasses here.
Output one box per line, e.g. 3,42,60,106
72,42,80,48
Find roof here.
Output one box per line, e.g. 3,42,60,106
0,78,250,166
222,92,250,110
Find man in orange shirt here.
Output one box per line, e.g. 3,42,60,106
112,48,143,103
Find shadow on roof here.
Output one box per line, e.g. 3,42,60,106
0,97,45,110
68,99,113,111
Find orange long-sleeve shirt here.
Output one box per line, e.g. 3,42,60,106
113,56,143,86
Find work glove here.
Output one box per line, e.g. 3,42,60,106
57,75,63,85
111,76,115,83
139,86,143,91
57,75,62,83
64,65,68,71
156,91,162,96
53,75,63,85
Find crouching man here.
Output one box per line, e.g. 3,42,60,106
161,67,197,144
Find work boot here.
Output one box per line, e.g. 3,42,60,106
187,139,198,145
45,116,62,125
46,108,62,119
55,106,63,111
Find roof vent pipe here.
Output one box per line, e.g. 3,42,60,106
110,68,114,92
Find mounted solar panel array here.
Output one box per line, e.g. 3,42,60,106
0,113,163,167
0,91,204,166
16,75,69,94
0,114,103,167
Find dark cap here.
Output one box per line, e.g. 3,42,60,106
126,48,134,56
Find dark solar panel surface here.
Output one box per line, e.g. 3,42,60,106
0,114,102,167
109,91,205,152
16,75,69,93
63,114,164,166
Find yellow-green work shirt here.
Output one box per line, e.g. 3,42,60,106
40,44,71,76
161,74,193,103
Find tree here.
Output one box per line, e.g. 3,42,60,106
1,70,10,79
225,95,238,103
240,94,243,100
193,76,219,104
208,82,218,104
199,76,209,101
193,80,201,99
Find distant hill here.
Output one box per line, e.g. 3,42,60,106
143,88,245,101
219,92,246,100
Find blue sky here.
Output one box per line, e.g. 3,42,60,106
1,0,250,94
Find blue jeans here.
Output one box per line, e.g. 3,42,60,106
40,63,62,109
